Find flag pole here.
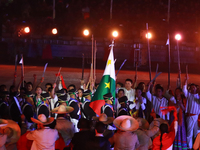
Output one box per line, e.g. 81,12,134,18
167,0,171,88
146,23,151,81
91,35,94,81
94,40,97,80
21,54,24,87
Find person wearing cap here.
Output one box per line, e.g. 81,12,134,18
183,75,200,150
117,96,129,116
109,115,140,150
135,110,160,150
26,114,59,150
81,90,96,119
0,119,8,150
68,89,80,132
101,93,114,117
52,104,75,148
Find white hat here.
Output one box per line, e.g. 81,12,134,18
93,113,114,124
31,114,54,125
51,105,74,114
113,115,139,131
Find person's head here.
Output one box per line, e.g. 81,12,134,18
26,82,33,92
67,84,76,91
77,88,83,98
159,123,169,149
160,123,168,134
138,82,145,92
78,118,90,130
116,82,123,89
125,79,133,90
35,86,42,95
0,84,7,92
175,88,182,98
190,83,197,94
118,89,125,98
155,84,164,98
135,87,143,97
48,87,53,93
20,87,27,98
45,83,52,92
95,121,106,134
9,85,16,93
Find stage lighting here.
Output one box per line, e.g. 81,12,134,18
24,27,30,33
112,31,118,38
83,29,89,36
52,28,58,35
175,34,181,41
146,32,152,39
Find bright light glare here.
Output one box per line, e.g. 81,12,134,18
52,28,58,35
83,29,89,36
175,34,181,41
24,27,30,33
146,32,152,39
112,31,118,37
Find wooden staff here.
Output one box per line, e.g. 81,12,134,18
15,55,18,73
81,53,85,80
146,23,152,81
91,35,94,81
177,40,181,88
94,40,97,80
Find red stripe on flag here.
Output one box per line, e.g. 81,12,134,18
89,100,105,116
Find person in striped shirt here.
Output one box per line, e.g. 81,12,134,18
183,75,200,150
146,83,169,121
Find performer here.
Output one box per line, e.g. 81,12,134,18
101,93,114,117
81,90,96,119
68,89,80,132
130,87,147,118
52,104,75,148
166,88,187,150
146,83,169,121
121,79,136,102
152,106,178,150
33,86,49,108
117,96,129,116
0,119,8,150
183,75,200,150
109,115,140,149
27,114,58,150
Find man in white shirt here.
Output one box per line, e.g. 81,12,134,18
146,83,169,121
183,76,200,150
121,79,136,102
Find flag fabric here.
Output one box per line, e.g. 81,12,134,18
19,58,23,64
89,44,116,116
166,38,169,45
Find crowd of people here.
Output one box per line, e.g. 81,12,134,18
0,71,200,150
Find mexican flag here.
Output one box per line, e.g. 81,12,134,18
89,45,116,116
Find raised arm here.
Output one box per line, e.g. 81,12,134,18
182,75,188,98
